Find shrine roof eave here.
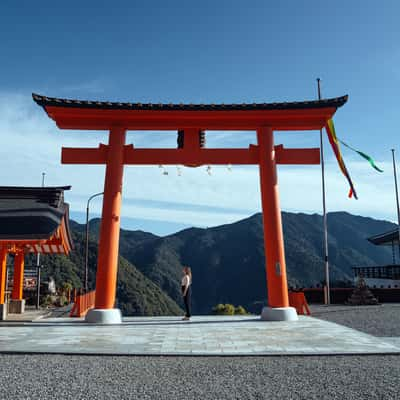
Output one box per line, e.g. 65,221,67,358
0,186,74,253
0,209,73,255
367,229,400,246
0,204,72,239
33,93,348,131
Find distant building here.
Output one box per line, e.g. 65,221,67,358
353,229,400,288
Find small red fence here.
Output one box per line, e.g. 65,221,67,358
70,290,96,317
289,292,311,315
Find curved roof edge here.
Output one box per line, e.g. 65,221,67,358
368,229,400,246
32,93,348,112
0,186,74,254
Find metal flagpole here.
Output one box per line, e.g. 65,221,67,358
36,172,45,309
391,149,400,260
317,78,330,305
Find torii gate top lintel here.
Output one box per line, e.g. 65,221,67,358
32,93,347,131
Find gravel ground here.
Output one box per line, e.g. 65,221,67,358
1,305,399,399
310,303,400,337
0,354,399,400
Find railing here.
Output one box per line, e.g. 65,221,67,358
288,292,311,315
70,290,96,317
352,265,400,280
301,287,400,303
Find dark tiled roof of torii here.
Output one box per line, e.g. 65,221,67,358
32,93,348,112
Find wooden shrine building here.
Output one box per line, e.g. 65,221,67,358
0,186,73,319
351,228,400,288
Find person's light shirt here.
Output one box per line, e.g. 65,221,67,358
181,275,191,287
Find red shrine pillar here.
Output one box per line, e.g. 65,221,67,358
0,248,7,320
86,127,126,324
11,252,24,300
257,127,297,321
10,251,25,314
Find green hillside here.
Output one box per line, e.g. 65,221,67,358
39,229,182,316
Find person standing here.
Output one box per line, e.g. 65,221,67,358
181,266,192,321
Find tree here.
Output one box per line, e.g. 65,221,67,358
212,303,243,315
234,305,247,315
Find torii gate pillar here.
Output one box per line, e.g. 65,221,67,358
86,127,126,324
257,127,297,321
9,251,26,314
0,248,7,320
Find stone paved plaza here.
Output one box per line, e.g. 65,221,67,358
0,315,399,356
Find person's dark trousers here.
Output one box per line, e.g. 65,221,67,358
183,286,191,318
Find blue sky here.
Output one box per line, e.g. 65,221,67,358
0,1,399,235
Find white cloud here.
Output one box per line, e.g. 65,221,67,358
0,92,398,231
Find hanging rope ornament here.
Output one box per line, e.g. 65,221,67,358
177,166,182,176
206,165,212,176
227,164,232,172
159,165,168,175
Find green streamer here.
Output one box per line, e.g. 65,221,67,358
339,140,384,173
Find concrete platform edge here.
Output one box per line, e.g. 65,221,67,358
1,349,399,357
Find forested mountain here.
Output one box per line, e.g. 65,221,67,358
116,212,395,314
39,227,182,316
40,212,396,315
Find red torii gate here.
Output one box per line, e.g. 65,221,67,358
33,93,347,323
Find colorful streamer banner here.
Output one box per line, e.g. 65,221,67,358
338,140,384,173
325,119,358,199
